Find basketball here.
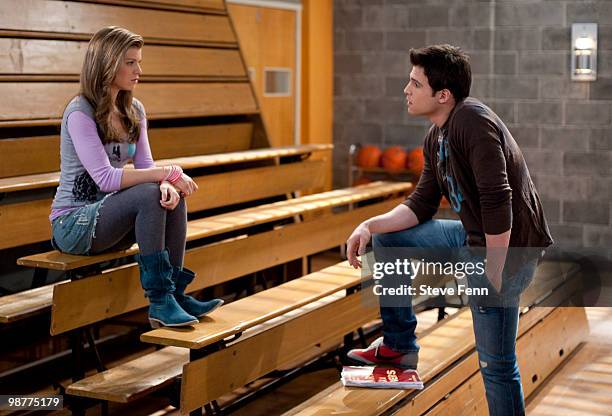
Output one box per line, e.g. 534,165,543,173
356,145,382,168
406,147,425,175
381,146,407,173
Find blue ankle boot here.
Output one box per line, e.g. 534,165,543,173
172,267,224,317
136,250,198,328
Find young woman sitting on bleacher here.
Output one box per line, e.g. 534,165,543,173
49,26,223,328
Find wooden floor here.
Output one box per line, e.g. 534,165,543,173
526,308,612,416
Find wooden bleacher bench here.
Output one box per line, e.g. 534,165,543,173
0,144,339,323
4,182,410,325
281,262,588,416
47,182,409,335
0,283,56,323
0,144,332,194
66,345,189,404
63,258,586,414
18,181,409,271
66,261,366,402
0,144,332,251
138,261,367,349
283,308,587,416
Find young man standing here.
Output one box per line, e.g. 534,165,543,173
345,45,553,416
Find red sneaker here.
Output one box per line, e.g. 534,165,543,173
347,337,418,369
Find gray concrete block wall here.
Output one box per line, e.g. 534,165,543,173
333,0,612,248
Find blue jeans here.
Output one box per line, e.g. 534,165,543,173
373,219,538,416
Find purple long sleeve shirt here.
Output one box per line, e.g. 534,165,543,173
67,111,154,191
50,96,155,221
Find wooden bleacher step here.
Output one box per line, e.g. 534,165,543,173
282,308,588,416
159,260,584,414
66,261,361,402
43,190,406,335
3,238,572,329
0,283,55,323
66,346,188,403
281,266,588,416
525,335,612,415
0,122,254,181
63,258,584,413
65,292,351,404
18,181,411,271
139,261,364,348
1,144,332,250
0,144,332,193
0,198,402,322
410,307,589,416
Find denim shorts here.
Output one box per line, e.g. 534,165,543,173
51,194,114,255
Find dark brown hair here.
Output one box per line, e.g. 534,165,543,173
409,44,471,102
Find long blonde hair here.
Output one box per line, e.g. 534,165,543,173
80,26,144,144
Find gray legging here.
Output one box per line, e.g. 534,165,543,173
89,183,187,267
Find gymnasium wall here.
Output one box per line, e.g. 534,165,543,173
333,0,612,249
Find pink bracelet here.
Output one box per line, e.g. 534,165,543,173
163,165,183,184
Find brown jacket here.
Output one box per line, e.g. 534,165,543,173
404,98,553,248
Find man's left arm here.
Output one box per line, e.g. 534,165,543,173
463,113,513,292
485,230,510,293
